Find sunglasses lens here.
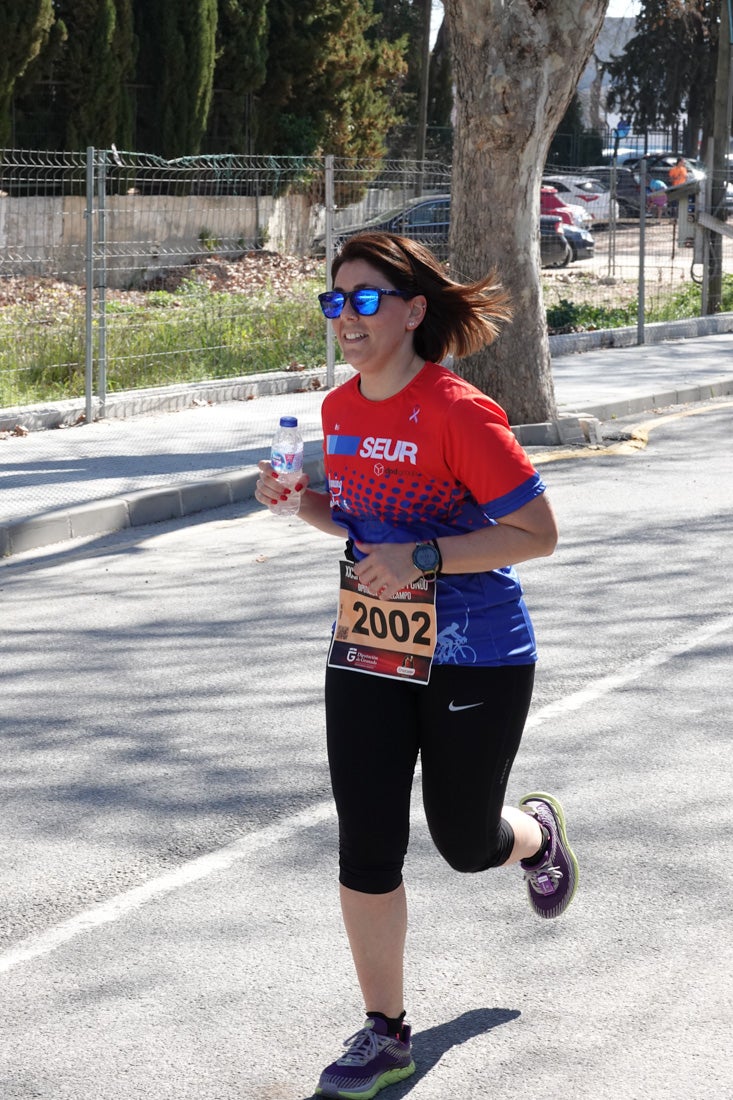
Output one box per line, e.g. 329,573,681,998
318,292,344,318
318,288,390,318
352,290,381,315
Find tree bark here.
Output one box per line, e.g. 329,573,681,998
444,0,607,424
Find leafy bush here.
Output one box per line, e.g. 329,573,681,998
647,274,733,321
546,275,733,334
546,297,638,334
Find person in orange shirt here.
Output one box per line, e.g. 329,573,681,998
669,157,688,188
668,158,688,220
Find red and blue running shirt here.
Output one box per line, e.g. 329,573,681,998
321,361,547,666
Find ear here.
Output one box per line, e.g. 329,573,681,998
406,296,427,329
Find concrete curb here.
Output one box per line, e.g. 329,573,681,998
0,454,326,559
512,375,733,445
547,312,733,356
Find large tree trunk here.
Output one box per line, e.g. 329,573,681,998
444,0,607,424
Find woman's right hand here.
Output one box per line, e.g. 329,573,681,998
255,460,309,512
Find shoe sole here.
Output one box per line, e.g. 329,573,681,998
316,1060,416,1099
519,790,579,917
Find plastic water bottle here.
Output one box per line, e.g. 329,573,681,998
270,415,304,516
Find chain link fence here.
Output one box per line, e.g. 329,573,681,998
540,158,733,335
0,147,731,419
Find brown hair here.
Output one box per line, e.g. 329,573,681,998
331,231,512,363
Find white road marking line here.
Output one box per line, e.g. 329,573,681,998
0,801,334,976
525,614,733,730
2,613,730,976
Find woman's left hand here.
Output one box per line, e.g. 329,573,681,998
353,541,421,600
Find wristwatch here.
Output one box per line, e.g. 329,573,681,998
411,539,442,582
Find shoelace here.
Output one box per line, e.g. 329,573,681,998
336,1026,384,1066
524,863,563,893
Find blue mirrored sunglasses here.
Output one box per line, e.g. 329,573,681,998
318,287,412,319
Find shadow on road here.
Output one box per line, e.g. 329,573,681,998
300,1006,520,1098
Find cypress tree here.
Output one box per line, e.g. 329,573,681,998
204,0,268,154
370,0,424,158
255,0,407,159
0,0,55,145
51,0,136,150
134,0,218,157
426,16,453,162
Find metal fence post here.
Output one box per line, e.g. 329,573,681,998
97,150,108,416
637,157,646,344
608,160,617,278
701,139,713,315
84,147,95,424
325,154,335,389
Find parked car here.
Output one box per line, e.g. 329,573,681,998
312,193,452,259
313,194,577,266
540,186,593,229
561,220,595,262
540,215,572,267
582,165,643,216
542,174,620,224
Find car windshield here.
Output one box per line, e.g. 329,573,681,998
365,204,425,226
584,178,609,192
406,201,449,226
335,197,449,233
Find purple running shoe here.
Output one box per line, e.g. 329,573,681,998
519,791,579,919
315,1016,415,1099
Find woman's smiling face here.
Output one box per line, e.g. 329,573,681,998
330,258,423,380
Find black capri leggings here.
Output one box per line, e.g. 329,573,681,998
325,661,535,894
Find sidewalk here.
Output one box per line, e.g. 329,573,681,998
2,331,733,559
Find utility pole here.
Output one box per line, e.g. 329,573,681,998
707,0,732,312
416,0,432,163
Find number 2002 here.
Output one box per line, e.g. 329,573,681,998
352,600,432,646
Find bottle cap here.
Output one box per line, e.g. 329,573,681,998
279,416,298,427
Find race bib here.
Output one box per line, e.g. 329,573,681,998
328,561,437,684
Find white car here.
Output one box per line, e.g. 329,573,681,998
543,174,620,225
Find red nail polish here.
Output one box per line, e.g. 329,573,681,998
294,482,304,492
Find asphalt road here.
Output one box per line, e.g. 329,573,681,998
1,399,732,1100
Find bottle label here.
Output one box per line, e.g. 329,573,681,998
271,450,303,474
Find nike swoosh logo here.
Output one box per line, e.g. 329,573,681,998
448,701,484,712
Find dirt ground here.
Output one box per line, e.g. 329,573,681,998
1,228,721,316
0,251,325,311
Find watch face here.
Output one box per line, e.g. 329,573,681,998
413,542,440,572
